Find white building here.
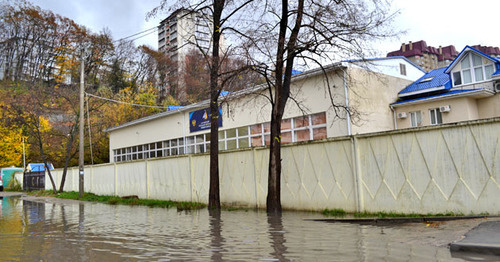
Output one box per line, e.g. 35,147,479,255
106,57,425,163
158,8,212,63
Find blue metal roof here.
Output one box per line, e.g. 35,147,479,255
398,67,451,96
392,89,483,105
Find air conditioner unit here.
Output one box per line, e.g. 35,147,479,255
440,105,451,113
397,112,407,119
495,83,500,92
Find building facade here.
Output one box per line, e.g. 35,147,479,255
392,46,500,129
387,40,458,71
106,57,424,163
158,9,212,63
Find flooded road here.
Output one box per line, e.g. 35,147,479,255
0,195,489,261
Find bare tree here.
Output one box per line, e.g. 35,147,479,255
150,0,256,210
242,0,397,213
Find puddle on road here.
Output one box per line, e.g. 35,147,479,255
0,196,477,261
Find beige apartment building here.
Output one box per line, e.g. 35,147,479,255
106,57,424,163
392,46,500,129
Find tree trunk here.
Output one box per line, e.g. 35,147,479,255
59,132,75,193
38,137,57,194
208,0,224,210
267,111,283,213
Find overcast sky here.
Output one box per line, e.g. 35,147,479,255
29,0,500,56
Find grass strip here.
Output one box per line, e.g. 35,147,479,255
29,190,206,210
322,208,482,218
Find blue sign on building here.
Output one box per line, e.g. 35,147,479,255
189,107,223,132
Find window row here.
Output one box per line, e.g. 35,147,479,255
408,108,442,128
114,112,327,162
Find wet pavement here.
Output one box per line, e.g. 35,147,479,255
0,192,499,261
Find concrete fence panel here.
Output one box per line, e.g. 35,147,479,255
357,120,500,214
115,162,148,198
147,156,193,202
89,164,115,195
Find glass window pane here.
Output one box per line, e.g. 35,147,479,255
157,150,163,157
164,141,170,148
453,72,462,86
461,54,470,69
164,149,170,156
226,129,236,138
436,111,442,124
463,69,472,84
186,136,195,145
251,136,263,147
472,53,482,67
178,147,184,155
157,142,162,149
150,143,155,150
264,135,271,145
196,135,204,143
474,67,484,81
313,127,327,140
312,112,327,125
171,139,177,146
186,145,195,154
132,146,137,153
294,116,309,128
295,129,310,142
197,144,205,153
281,119,292,130
263,123,271,133
150,151,156,158
250,124,262,135
485,65,494,79
281,131,292,143
237,126,249,136
238,138,249,148
219,141,225,151
171,148,178,155
430,109,436,125
227,139,237,150
218,131,225,140
138,152,143,159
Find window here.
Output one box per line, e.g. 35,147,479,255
113,112,328,162
452,52,494,86
429,108,442,125
399,63,407,76
409,111,422,127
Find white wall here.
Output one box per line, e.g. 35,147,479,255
51,118,500,214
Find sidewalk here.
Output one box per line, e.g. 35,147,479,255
450,220,500,256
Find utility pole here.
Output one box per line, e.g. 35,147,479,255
79,51,85,198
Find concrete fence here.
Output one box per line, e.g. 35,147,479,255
48,118,500,214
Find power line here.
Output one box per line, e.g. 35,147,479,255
114,26,158,43
85,92,170,109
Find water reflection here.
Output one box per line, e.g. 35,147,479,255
267,214,288,261
0,197,470,261
209,210,224,261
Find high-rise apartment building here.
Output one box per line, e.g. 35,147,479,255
158,8,212,63
387,40,500,71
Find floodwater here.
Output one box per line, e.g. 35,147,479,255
0,196,482,261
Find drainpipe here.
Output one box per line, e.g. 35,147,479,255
343,69,352,136
390,105,398,130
